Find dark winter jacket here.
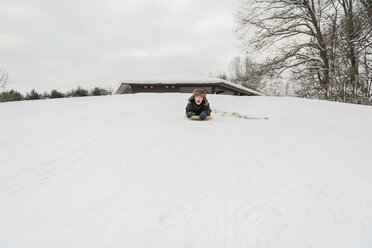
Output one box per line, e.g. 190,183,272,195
185,99,211,115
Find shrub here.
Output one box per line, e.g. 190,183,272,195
50,89,64,98
90,87,112,96
41,91,50,99
67,86,89,97
0,90,24,102
26,89,42,100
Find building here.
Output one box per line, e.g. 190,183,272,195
115,76,264,96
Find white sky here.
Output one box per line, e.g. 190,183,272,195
0,0,241,93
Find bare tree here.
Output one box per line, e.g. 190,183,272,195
228,57,244,80
360,0,372,22
338,0,359,97
229,56,266,91
236,0,372,103
0,68,9,92
357,0,372,102
336,1,371,94
236,0,335,98
332,0,372,101
208,71,228,80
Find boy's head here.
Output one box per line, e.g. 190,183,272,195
188,88,208,105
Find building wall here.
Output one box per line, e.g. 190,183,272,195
131,84,179,93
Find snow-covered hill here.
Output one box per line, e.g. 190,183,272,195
0,94,371,248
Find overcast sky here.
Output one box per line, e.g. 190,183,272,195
0,0,241,93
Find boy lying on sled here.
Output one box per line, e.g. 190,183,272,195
185,89,212,121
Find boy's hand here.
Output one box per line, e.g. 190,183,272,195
186,112,195,118
199,111,208,120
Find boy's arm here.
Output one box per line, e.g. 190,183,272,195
204,104,212,114
185,103,193,113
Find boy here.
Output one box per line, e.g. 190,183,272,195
185,89,211,120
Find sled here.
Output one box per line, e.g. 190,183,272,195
185,114,212,121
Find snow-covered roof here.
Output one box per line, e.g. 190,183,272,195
118,75,264,96
121,75,225,84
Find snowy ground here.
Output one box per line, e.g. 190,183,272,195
0,93,371,248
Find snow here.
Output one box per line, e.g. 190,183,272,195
0,93,372,248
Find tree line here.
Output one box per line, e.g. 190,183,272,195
1,67,113,103
0,85,112,103
232,0,372,104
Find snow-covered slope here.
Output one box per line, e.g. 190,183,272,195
0,94,371,248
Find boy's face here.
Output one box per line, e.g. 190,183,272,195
195,95,203,105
